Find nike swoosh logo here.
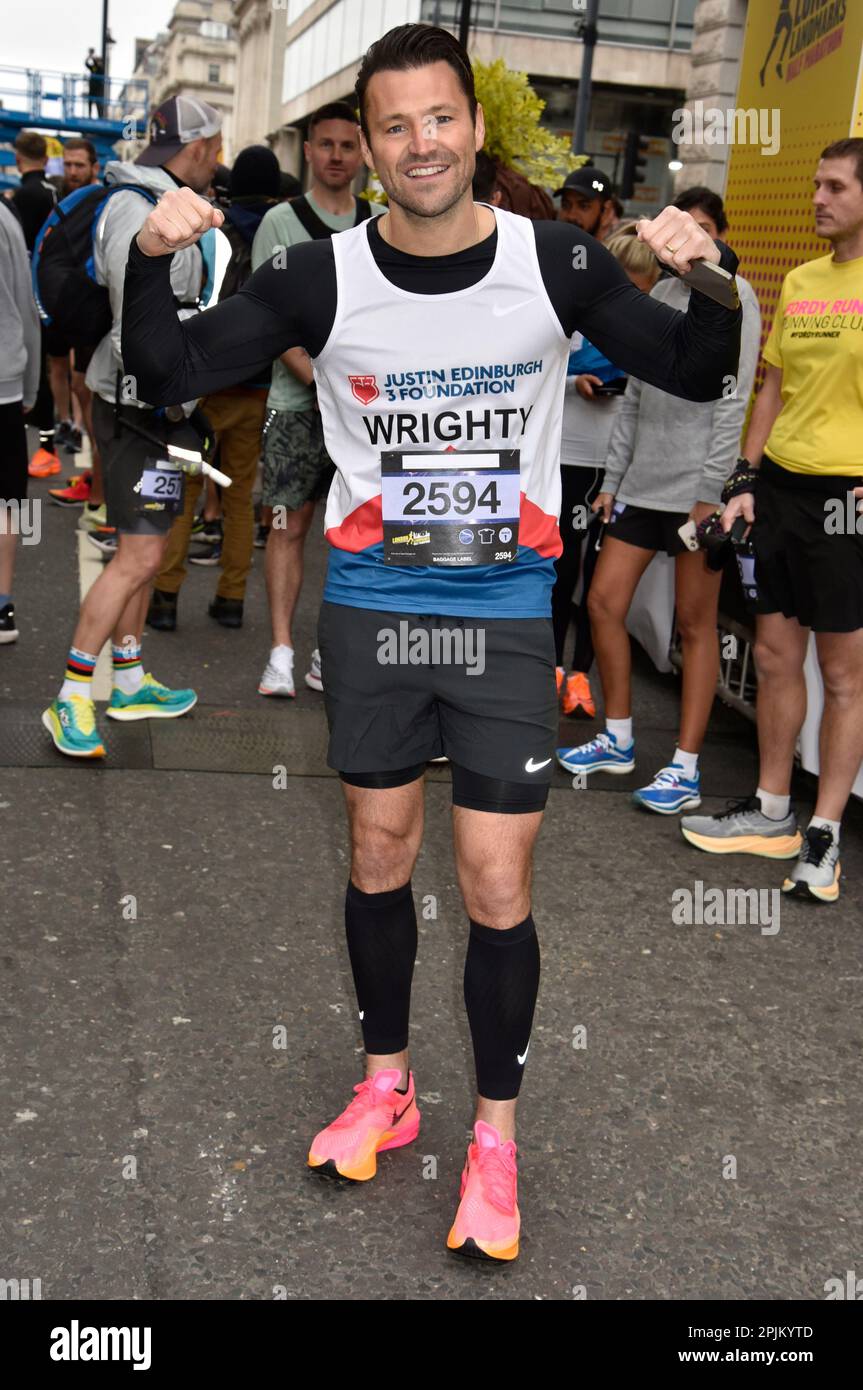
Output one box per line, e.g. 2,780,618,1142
524,757,552,773
517,1043,530,1065
492,298,536,317
392,1100,412,1124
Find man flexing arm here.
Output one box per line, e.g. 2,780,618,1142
123,188,740,411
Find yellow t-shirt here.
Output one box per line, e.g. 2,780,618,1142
762,252,863,475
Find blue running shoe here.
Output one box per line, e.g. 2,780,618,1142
632,764,701,815
105,673,197,721
556,731,635,776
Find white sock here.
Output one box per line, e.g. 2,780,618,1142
112,643,144,694
756,787,790,820
606,717,633,748
809,815,840,842
59,647,97,701
270,644,294,670
672,747,699,779
59,678,89,700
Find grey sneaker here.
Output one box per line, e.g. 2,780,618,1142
304,648,323,692
782,825,841,903
680,795,801,858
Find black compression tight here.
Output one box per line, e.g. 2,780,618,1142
344,880,539,1101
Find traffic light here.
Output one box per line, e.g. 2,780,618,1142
620,131,649,200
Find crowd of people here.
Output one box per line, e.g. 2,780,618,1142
2,20,861,1263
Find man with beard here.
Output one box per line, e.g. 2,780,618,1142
556,165,618,243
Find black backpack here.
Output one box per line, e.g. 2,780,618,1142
215,219,253,303
289,193,372,241
32,182,158,345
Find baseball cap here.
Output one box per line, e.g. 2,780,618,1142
136,95,222,168
555,167,614,200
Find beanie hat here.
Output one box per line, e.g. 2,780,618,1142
229,145,280,199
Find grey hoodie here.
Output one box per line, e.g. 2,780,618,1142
85,160,203,408
602,273,761,509
0,200,40,405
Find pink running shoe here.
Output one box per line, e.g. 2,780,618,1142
447,1120,520,1261
307,1068,420,1181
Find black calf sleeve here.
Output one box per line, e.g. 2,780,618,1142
464,914,540,1101
345,880,417,1055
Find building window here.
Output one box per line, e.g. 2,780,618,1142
201,20,230,39
209,64,220,85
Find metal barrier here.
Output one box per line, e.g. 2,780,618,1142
669,614,758,723
0,64,148,128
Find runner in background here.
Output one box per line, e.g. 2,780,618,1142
556,166,617,242
148,146,281,631
42,96,223,760
682,140,863,902
0,197,40,644
251,102,385,699
46,140,105,504
558,188,761,812
10,132,59,480
552,222,660,721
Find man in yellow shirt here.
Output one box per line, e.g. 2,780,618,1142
681,138,863,903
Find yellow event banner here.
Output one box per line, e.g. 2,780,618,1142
724,0,863,372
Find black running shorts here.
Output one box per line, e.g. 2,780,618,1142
748,456,863,632
93,396,200,537
317,601,558,812
606,501,689,557
43,326,95,374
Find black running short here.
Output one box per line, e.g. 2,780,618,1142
317,601,558,812
606,501,689,557
748,456,863,632
43,326,94,374
92,395,199,537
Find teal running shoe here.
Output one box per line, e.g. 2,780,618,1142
42,696,106,758
105,672,197,721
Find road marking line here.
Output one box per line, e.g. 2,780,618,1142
76,531,112,701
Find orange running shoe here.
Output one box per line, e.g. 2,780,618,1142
555,665,565,696
562,671,595,719
307,1068,420,1181
49,474,92,506
28,447,62,478
447,1120,520,1262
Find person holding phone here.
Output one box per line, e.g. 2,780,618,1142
557,189,760,813
552,222,659,718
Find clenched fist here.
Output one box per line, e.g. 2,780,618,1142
136,186,224,257
635,207,721,275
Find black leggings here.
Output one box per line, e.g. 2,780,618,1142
552,464,603,671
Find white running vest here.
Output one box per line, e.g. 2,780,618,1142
313,207,571,615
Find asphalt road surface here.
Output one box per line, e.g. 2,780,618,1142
2,456,861,1300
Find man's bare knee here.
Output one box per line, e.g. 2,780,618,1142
113,537,166,585
271,506,313,543
820,660,863,703
753,637,804,680
351,823,420,892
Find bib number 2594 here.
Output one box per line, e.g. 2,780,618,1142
381,449,520,567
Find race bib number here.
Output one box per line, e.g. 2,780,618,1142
135,459,185,517
381,449,520,566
